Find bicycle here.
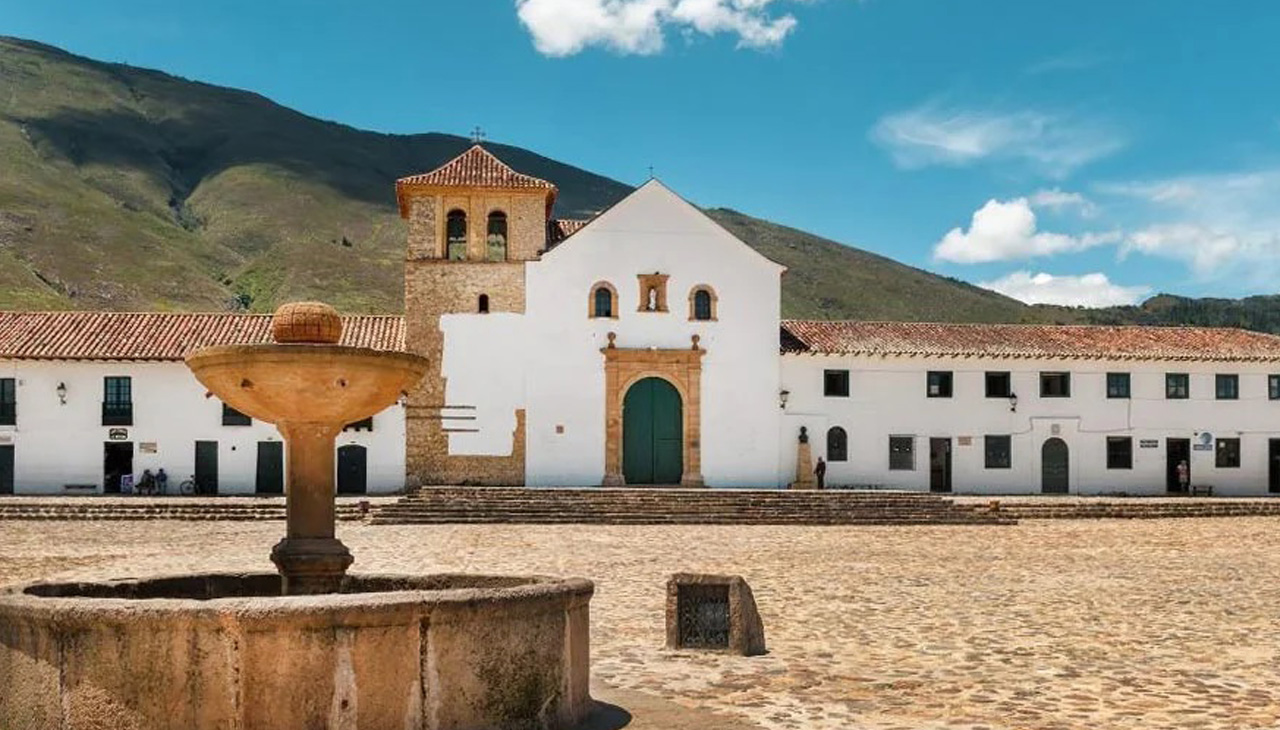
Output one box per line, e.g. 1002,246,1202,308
179,476,197,496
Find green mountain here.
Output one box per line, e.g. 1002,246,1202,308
1,36,1276,332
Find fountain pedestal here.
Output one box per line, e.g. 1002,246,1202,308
270,421,352,594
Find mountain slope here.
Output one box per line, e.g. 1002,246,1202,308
0,36,1042,321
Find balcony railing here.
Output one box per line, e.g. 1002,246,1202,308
0,402,14,426
102,402,133,426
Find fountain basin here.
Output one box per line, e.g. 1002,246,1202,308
0,573,593,730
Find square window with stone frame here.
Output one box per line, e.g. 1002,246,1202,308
926,371,953,398
1166,373,1189,399
1040,371,1071,398
1106,372,1131,399
985,435,1012,469
888,436,915,470
824,369,850,397
1215,374,1239,400
985,371,1012,398
1216,437,1241,468
1106,436,1133,469
0,378,14,426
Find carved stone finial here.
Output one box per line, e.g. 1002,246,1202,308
607,332,617,349
691,334,701,350
272,302,342,344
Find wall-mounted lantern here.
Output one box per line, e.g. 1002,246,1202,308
779,389,790,410
1008,392,1018,413
56,382,67,405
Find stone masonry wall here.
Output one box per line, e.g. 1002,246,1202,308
406,193,546,262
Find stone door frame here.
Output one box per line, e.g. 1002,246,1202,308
602,343,705,487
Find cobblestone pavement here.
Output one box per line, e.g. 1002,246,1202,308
2,518,1278,729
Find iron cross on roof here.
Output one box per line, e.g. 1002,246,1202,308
470,126,486,144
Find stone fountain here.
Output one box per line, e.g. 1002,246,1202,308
0,303,593,730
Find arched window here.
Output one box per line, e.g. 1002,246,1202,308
486,211,508,262
478,294,490,314
827,426,848,462
590,282,617,318
688,285,717,321
446,209,467,260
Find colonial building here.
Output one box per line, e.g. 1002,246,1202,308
4,145,1280,496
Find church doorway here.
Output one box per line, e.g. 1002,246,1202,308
337,445,368,495
622,377,683,485
1041,437,1069,494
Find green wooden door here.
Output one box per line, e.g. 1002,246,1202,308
623,378,683,485
255,441,283,494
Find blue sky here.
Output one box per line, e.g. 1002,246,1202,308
8,0,1280,307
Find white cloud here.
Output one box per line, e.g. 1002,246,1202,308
870,105,1124,177
980,271,1150,308
1024,50,1108,76
1028,188,1097,217
515,0,800,57
933,197,1119,264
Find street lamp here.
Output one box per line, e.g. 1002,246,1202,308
56,382,67,405
779,389,790,409
1008,392,1018,412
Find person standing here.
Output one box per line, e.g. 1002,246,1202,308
814,457,827,490
156,469,169,496
1177,459,1190,492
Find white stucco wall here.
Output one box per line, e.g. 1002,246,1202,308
437,181,787,486
0,359,405,495
781,353,1280,495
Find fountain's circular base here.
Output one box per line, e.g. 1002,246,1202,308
0,572,593,730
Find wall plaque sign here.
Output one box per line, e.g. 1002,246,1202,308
108,428,129,441
1139,439,1159,449
139,442,158,454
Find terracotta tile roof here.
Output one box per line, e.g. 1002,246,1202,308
0,312,405,362
396,145,557,217
780,320,1280,362
546,218,590,249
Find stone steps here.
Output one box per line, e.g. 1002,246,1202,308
993,502,1280,520
371,487,1014,526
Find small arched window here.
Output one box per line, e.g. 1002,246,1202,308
827,426,848,462
478,294,490,314
688,285,717,321
446,209,467,260
486,211,508,262
590,282,617,319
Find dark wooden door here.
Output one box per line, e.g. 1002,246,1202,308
0,445,13,495
337,445,367,495
1167,438,1190,493
256,441,284,494
1041,438,1069,494
103,442,133,494
622,377,683,485
929,438,952,492
1270,440,1280,494
195,441,218,495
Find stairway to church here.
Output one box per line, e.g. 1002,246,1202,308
371,487,1016,526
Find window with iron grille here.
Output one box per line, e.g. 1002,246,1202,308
0,378,14,426
1270,374,1280,400
1106,372,1130,399
985,435,1011,469
985,371,1011,398
102,376,132,426
888,436,915,470
824,369,850,397
1040,372,1071,398
1106,437,1133,469
222,403,251,426
826,426,848,462
1165,373,1189,399
926,371,953,398
1215,374,1239,400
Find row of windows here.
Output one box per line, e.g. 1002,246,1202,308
589,283,716,321
0,377,372,431
445,209,508,262
826,369,1280,401
862,434,1243,471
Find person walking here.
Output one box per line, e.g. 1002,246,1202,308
814,457,827,490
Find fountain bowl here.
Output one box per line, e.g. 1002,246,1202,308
0,572,593,730
185,344,428,426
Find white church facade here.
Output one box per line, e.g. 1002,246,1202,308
3,145,1280,496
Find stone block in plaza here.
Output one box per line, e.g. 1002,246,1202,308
665,573,766,656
